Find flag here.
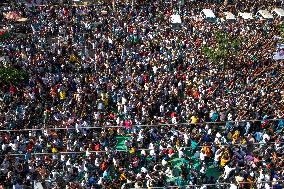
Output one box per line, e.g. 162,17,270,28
0,31,9,39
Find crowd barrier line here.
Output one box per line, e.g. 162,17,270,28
0,118,282,132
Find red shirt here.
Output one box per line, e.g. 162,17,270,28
9,86,16,95
63,8,69,16
169,149,174,155
101,162,107,171
95,144,100,151
193,91,200,99
143,75,148,83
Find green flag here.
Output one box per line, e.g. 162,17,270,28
0,31,10,39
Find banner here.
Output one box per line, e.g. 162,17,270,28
273,43,284,60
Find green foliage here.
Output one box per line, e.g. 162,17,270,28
279,24,284,39
202,31,242,62
0,67,29,84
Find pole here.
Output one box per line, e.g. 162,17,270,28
179,0,181,14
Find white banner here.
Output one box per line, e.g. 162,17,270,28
273,43,284,60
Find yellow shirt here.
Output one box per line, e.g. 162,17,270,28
202,147,212,157
220,155,230,167
70,54,78,62
241,138,247,144
130,147,135,154
59,91,66,100
191,116,198,123
103,98,108,106
52,147,58,153
232,130,240,144
120,172,126,181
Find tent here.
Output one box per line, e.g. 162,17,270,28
238,12,254,20
201,9,216,19
256,10,273,20
272,8,284,19
201,9,216,22
224,12,236,21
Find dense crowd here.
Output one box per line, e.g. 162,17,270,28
0,0,284,188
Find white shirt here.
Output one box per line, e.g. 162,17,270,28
262,133,270,143
10,143,17,151
224,165,235,179
184,133,189,141
141,150,146,156
214,150,222,162
137,132,144,142
229,184,238,189
150,149,156,157
162,159,167,166
178,150,184,158
149,143,154,150
200,151,206,161
61,155,65,162
153,66,158,74
66,159,71,167
13,183,23,189
141,167,147,173
2,144,7,151
178,81,182,89
160,105,164,113
200,166,206,174
172,117,177,124
122,97,127,105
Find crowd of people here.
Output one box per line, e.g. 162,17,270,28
0,0,284,188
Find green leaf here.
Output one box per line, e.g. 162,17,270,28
0,67,29,84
